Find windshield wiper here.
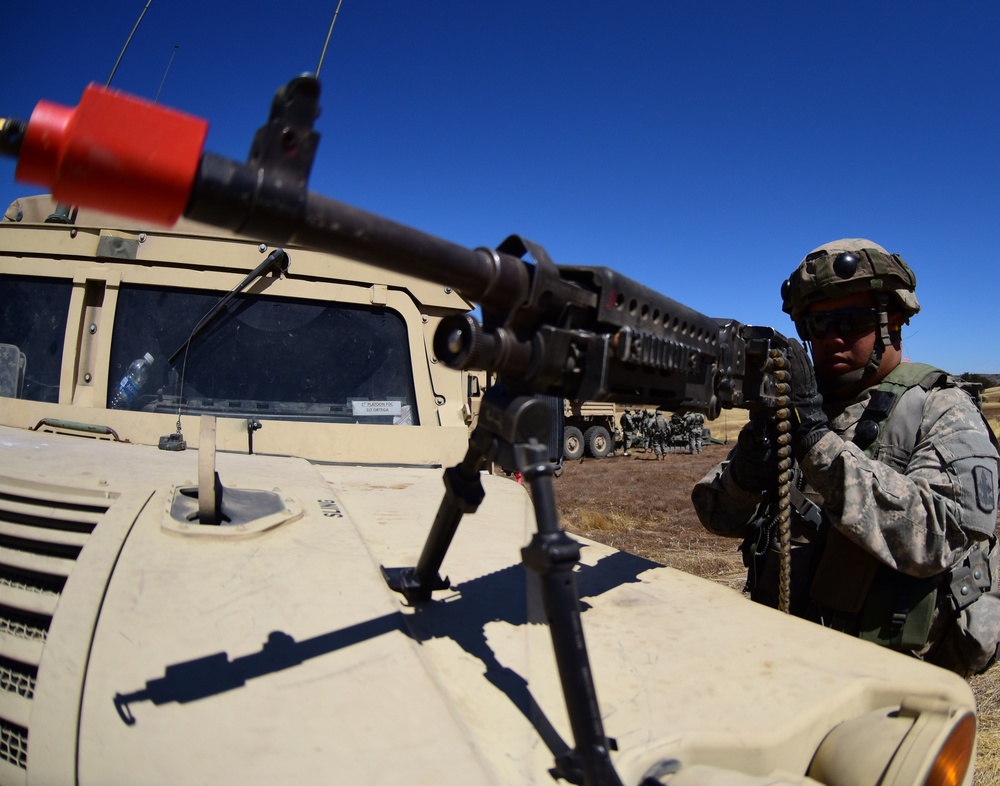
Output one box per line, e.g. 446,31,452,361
159,248,289,453
167,249,289,364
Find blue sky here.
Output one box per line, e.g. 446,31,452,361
4,1,998,373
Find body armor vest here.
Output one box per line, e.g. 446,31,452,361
744,363,998,668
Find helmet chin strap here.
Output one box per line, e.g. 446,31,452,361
860,295,893,381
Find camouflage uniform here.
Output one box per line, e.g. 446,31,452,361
692,239,999,675
694,382,997,617
638,410,652,451
686,412,705,454
669,414,684,451
651,410,669,459
620,409,635,456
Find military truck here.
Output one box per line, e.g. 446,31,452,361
466,370,571,463
0,79,983,785
563,400,618,460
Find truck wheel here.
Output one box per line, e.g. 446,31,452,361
564,427,585,460
585,425,612,458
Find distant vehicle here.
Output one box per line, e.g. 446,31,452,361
562,400,618,460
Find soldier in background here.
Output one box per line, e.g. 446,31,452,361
637,409,652,451
686,411,705,454
620,408,636,457
670,413,685,451
651,408,669,460
691,239,999,675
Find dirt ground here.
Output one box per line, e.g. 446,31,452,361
552,444,1000,786
555,443,746,585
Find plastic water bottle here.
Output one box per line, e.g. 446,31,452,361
110,352,154,410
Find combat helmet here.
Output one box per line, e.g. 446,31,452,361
780,238,919,385
781,239,919,322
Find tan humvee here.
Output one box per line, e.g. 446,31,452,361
0,195,978,785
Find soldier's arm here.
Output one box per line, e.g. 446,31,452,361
690,447,766,538
800,386,998,578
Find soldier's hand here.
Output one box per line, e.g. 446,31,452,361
729,415,776,491
785,339,828,459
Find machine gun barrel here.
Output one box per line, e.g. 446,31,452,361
194,152,538,317
2,77,784,416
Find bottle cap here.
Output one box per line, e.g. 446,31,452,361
144,352,154,365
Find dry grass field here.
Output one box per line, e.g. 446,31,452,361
983,386,1000,438
979,388,1000,784
553,406,1000,784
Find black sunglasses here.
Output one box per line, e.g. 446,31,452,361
797,308,879,341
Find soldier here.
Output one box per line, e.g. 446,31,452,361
651,408,669,460
637,409,652,451
686,411,705,454
620,408,635,457
691,239,1000,676
669,413,684,452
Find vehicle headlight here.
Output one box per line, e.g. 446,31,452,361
808,697,976,786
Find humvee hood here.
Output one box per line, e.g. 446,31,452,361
0,425,975,785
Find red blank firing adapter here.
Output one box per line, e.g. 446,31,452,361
15,85,208,225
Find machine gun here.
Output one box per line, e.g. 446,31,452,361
1,76,795,786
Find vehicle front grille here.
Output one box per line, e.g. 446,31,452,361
0,656,35,701
0,477,111,778
0,720,27,770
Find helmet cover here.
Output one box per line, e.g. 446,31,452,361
781,238,920,322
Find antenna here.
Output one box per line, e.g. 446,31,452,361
47,0,154,224
107,0,154,88
154,45,179,104
314,0,345,80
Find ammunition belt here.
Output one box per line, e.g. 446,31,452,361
772,348,795,613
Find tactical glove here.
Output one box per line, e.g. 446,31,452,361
729,415,777,492
785,338,829,460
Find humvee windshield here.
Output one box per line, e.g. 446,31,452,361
112,285,418,424
0,275,73,403
1,277,419,424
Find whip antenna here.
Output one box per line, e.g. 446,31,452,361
47,0,154,224
154,45,179,103
314,0,345,80
107,0,154,88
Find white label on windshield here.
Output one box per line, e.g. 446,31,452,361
352,400,402,417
